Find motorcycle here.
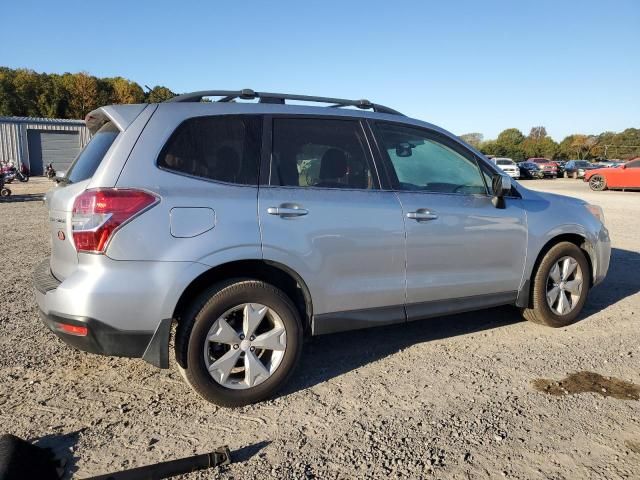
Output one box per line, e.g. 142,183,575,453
45,163,56,180
0,162,29,183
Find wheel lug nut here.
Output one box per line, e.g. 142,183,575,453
250,346,255,352
232,344,239,350
250,335,255,341
239,334,245,340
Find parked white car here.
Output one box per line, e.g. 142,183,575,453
492,157,520,179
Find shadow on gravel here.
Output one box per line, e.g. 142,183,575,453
584,247,640,316
232,440,271,462
32,429,84,479
283,305,523,397
0,193,44,203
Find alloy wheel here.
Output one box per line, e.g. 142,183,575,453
203,303,287,389
546,256,583,315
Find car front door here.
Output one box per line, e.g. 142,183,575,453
258,116,406,334
370,121,527,320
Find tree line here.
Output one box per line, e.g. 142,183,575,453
460,126,640,161
0,67,175,119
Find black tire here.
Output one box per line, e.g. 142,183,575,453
522,242,590,327
0,188,10,197
175,279,303,407
589,174,607,191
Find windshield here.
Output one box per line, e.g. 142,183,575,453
575,161,591,167
64,122,120,183
497,160,514,166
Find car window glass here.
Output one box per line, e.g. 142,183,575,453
271,118,375,189
158,116,261,185
66,122,120,183
376,123,486,194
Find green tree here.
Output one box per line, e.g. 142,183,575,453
497,128,526,159
146,86,175,103
459,132,483,149
108,77,145,105
64,72,99,118
521,126,559,159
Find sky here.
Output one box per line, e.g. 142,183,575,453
1,0,638,141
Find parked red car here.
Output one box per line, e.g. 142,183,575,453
584,158,640,191
529,158,558,178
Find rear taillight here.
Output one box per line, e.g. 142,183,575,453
71,189,158,253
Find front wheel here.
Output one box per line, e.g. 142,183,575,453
18,174,28,182
589,175,607,191
175,279,303,407
522,242,590,327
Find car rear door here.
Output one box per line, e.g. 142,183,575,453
258,116,406,333
370,121,527,320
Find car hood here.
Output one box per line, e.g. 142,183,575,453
519,186,585,207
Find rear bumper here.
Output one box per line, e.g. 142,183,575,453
39,310,154,358
33,256,208,368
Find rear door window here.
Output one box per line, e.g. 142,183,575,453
158,115,262,185
270,118,377,189
65,122,120,183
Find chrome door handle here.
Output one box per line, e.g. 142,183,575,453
267,206,309,218
406,209,438,222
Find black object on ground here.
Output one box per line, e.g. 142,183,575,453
0,433,62,480
85,446,232,480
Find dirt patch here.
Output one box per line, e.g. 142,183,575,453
532,371,640,400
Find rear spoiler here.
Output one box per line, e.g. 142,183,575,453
85,104,149,135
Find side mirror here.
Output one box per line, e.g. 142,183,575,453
396,142,413,157
491,173,511,208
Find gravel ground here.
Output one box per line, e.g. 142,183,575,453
1,177,638,479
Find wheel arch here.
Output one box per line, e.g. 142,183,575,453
172,259,314,334
516,233,593,308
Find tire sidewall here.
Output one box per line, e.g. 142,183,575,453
183,281,303,406
533,243,590,327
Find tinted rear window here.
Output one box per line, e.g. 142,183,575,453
497,160,513,165
158,115,262,185
65,122,120,183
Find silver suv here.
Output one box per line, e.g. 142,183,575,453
34,90,611,407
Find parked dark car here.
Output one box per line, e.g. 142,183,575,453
519,161,545,179
555,161,566,177
564,160,598,179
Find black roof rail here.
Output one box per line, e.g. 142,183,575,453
165,89,403,115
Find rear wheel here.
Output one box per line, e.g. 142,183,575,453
175,279,303,407
523,242,590,327
0,187,10,197
589,175,607,191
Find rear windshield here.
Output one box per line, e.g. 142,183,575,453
575,161,591,167
65,122,120,183
497,159,514,165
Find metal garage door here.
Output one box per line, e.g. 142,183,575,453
27,130,81,175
